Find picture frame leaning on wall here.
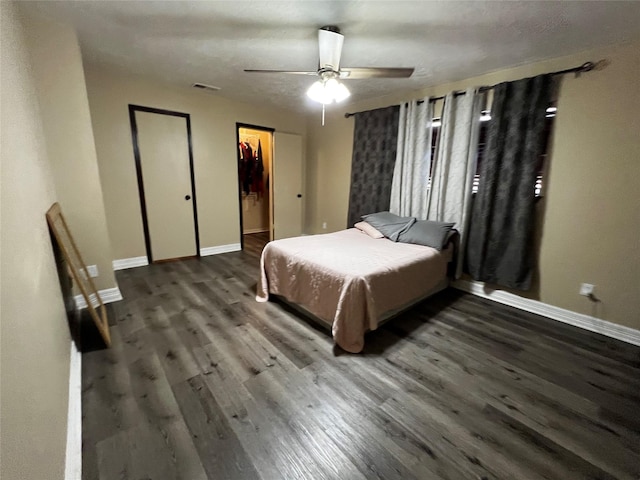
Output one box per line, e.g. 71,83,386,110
46,202,111,347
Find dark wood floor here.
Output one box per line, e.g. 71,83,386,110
82,237,640,480
243,231,270,258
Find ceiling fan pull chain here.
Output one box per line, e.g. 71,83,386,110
322,103,326,126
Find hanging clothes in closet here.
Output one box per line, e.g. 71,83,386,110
239,136,266,197
238,140,254,195
252,140,264,197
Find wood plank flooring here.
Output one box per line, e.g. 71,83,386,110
82,237,640,480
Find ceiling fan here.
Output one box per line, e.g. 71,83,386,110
245,26,414,106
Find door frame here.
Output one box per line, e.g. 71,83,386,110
235,122,274,250
129,104,200,263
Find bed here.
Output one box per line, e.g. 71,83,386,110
256,227,457,353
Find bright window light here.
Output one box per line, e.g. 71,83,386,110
430,107,555,128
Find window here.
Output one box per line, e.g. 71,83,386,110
428,107,555,197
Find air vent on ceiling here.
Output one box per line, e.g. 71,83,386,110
192,83,221,92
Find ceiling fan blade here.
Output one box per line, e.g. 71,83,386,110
318,26,344,71
244,69,318,75
340,67,415,79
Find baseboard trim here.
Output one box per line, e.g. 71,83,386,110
200,243,241,256
453,279,640,347
243,228,269,234
74,287,123,310
64,341,82,480
112,256,148,270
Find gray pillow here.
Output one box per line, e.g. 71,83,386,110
398,220,456,250
361,211,416,242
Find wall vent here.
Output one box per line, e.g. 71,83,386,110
192,82,221,92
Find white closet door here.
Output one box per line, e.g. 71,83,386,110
272,132,303,240
137,111,197,261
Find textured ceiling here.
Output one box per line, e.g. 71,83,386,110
21,1,640,113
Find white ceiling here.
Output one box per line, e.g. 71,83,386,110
22,1,640,113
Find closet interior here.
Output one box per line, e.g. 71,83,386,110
237,126,273,247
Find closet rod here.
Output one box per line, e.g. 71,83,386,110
344,61,598,118
239,135,261,144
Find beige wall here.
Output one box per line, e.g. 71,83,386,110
305,41,640,330
239,128,272,233
305,113,355,233
0,3,71,479
84,65,306,260
23,14,116,291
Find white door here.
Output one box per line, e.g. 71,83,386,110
272,132,303,240
136,111,197,261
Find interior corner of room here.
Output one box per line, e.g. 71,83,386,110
2,1,639,479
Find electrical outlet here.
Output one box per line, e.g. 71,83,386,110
322,222,327,230
579,283,595,296
86,265,99,278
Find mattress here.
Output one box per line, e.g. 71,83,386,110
257,228,452,353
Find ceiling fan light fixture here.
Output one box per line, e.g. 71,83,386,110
306,78,350,104
333,81,351,103
306,80,331,104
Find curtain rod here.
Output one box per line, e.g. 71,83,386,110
344,61,597,118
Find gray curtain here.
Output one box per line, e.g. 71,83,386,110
347,106,400,228
466,75,553,290
389,99,432,218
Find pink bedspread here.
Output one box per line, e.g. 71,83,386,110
256,229,451,353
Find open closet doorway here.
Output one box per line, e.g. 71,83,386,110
236,123,274,254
